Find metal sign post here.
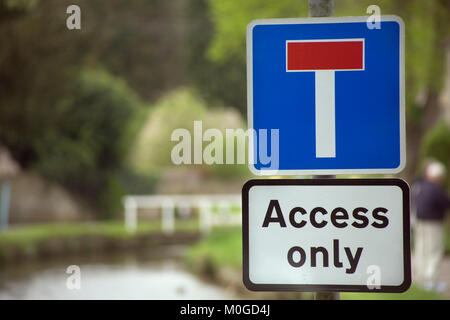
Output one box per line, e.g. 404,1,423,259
309,0,339,301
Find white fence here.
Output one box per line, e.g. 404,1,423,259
122,194,242,234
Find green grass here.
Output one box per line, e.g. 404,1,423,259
0,219,200,257
186,227,242,270
342,285,445,300
186,227,447,300
446,228,450,255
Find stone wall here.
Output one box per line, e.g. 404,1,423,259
8,172,90,224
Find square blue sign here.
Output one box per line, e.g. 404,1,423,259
247,16,405,175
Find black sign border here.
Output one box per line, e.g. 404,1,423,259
242,178,411,293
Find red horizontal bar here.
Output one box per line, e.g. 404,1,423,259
287,40,363,71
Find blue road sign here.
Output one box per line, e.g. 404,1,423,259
247,16,405,175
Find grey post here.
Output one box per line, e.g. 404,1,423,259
308,0,340,301
0,180,11,231
308,0,334,17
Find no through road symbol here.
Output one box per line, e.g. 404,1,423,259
286,38,364,158
247,16,405,175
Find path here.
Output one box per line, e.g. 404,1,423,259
435,257,450,298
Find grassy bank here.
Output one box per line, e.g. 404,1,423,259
0,219,200,266
186,227,447,300
185,227,242,270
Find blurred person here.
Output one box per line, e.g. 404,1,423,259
412,160,450,292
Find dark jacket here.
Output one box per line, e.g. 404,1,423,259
412,179,450,221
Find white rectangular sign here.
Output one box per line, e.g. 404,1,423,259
242,179,411,292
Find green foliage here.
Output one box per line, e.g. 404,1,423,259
421,121,450,166
185,0,308,113
83,0,184,100
117,168,159,196
446,221,450,256
0,0,185,163
342,285,444,300
130,88,251,180
0,0,37,21
420,121,450,184
33,69,143,218
184,0,247,114
97,176,125,220
186,227,242,270
0,220,201,264
0,220,200,247
203,113,252,180
386,0,450,119
207,0,307,63
131,89,207,171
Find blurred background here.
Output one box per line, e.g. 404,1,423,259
0,0,449,300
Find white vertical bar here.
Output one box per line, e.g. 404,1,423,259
162,200,175,235
315,70,336,158
218,201,231,225
199,200,212,235
125,198,137,234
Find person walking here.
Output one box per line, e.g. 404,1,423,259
412,160,450,291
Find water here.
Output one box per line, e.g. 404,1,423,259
0,246,234,300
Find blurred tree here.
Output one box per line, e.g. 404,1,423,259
0,0,79,167
0,0,184,216
207,0,307,64
33,69,143,218
79,0,185,100
0,0,186,166
130,88,251,180
184,0,248,115
392,0,450,179
420,121,450,185
131,88,207,171
185,0,308,115
0,0,37,22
